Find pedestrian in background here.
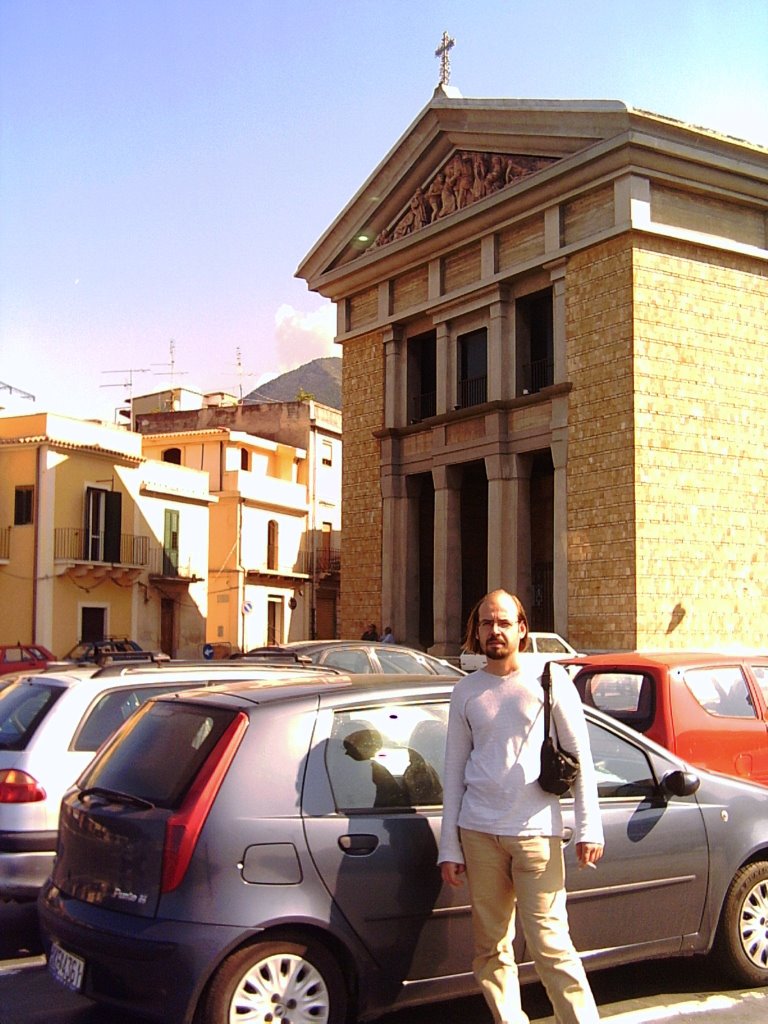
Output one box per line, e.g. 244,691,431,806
380,626,395,643
438,589,603,1024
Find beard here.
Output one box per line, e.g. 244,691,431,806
482,639,509,660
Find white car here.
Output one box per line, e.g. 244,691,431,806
459,631,580,672
0,658,340,900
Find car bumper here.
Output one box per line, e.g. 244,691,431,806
38,882,254,1024
0,830,57,900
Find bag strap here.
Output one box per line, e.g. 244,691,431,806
541,660,552,737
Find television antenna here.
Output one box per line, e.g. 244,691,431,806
100,367,150,400
151,338,188,387
0,381,35,401
231,346,260,401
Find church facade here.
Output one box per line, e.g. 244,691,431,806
297,88,768,655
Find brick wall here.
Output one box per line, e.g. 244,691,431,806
566,233,768,651
340,331,385,637
566,236,637,651
632,238,768,648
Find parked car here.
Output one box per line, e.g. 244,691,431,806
39,672,768,1024
568,650,768,786
246,639,465,677
0,659,340,900
62,638,145,664
460,631,580,671
0,643,57,676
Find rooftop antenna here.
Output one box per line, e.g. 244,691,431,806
100,367,150,400
100,367,150,423
233,346,260,401
151,338,188,388
0,381,35,402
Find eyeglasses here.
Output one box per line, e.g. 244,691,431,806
478,617,524,631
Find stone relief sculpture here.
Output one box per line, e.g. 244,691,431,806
373,151,558,248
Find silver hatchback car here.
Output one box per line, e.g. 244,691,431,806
40,673,768,1024
0,659,339,900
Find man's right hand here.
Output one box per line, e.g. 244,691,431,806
440,861,466,887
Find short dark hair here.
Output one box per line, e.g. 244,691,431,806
461,590,530,654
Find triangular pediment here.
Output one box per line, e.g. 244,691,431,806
372,150,560,249
297,92,636,291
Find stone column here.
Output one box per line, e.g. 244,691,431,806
383,325,404,429
551,395,569,637
549,260,567,385
431,463,462,656
485,452,527,594
487,289,511,403
380,447,409,645
435,320,452,415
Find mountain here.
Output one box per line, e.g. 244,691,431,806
244,357,342,410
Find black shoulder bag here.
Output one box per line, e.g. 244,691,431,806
538,661,580,795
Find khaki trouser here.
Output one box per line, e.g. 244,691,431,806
460,829,600,1024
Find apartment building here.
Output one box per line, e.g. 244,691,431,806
0,412,213,657
135,395,342,651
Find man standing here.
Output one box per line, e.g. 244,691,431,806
438,590,603,1024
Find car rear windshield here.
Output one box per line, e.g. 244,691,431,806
77,699,239,809
0,679,65,750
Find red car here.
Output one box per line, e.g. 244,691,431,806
568,651,768,786
0,643,57,676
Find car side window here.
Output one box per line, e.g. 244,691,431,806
326,702,447,811
749,664,768,706
73,685,192,752
321,649,371,673
577,671,654,732
376,649,430,674
683,666,757,719
536,637,567,654
587,721,657,797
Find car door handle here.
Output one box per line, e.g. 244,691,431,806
338,834,379,855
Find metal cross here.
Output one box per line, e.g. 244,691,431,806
435,31,455,86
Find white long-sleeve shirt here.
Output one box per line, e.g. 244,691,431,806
437,660,604,865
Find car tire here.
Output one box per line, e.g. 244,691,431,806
712,860,768,986
199,936,349,1024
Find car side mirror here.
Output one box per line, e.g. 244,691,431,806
660,769,700,798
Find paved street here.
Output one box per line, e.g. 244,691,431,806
1,900,767,1024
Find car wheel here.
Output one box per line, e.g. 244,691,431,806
713,861,768,986
199,937,348,1024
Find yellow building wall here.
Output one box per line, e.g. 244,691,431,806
339,331,385,638
566,234,768,652
566,236,638,652
632,239,768,648
0,447,38,645
206,494,242,647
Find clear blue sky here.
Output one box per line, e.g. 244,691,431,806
2,0,766,422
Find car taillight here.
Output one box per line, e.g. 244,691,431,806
0,769,47,803
161,711,248,893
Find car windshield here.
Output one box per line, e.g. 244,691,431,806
0,679,66,750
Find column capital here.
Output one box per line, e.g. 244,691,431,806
432,463,462,491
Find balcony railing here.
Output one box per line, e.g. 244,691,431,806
316,547,341,574
457,375,487,409
54,527,150,566
521,358,554,395
247,547,341,578
147,546,199,579
0,526,10,561
410,391,437,423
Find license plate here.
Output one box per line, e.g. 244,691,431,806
48,942,85,993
